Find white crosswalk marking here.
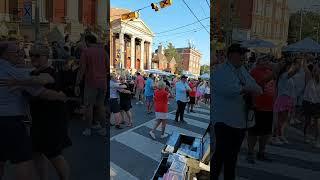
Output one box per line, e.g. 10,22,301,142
193,107,210,114
114,131,164,162
238,155,320,180
110,106,210,180
110,162,139,180
110,106,320,180
167,113,209,129
144,121,202,138
185,111,210,120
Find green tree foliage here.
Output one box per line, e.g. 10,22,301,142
288,10,320,44
200,65,210,75
164,43,183,74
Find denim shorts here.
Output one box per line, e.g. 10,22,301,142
145,96,154,103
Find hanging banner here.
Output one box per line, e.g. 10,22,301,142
22,0,32,25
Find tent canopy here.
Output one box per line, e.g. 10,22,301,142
241,39,276,48
283,37,320,53
200,73,210,79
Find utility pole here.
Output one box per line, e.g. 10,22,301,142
35,0,40,41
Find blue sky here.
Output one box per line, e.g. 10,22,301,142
111,0,210,65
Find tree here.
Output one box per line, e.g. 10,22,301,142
288,10,320,43
200,65,210,75
164,43,183,74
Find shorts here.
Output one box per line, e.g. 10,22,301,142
189,97,196,104
120,102,132,112
155,112,168,119
136,88,144,97
146,96,154,103
0,116,32,164
248,111,273,136
274,95,294,113
110,98,120,113
83,85,105,107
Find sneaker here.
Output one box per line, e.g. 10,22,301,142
160,134,169,139
98,129,106,136
91,124,102,130
246,154,255,164
271,137,283,145
279,136,289,144
149,131,156,139
136,102,140,105
140,101,144,105
257,153,272,162
82,128,91,136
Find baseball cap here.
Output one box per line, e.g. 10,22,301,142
181,75,188,79
227,43,249,55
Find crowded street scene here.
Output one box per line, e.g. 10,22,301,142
0,0,320,180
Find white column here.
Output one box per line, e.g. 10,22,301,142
130,36,136,70
5,0,10,21
67,0,79,23
140,40,145,70
39,0,47,22
119,32,125,69
148,41,152,70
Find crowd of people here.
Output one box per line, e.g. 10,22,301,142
212,43,320,180
0,31,108,180
108,71,211,133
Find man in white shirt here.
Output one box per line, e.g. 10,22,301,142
212,44,262,180
175,75,191,122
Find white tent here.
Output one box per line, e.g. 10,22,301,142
200,73,210,79
283,37,320,53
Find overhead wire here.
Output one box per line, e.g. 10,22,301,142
182,0,210,34
205,0,210,7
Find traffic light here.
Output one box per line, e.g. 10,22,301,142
151,3,159,11
160,0,172,8
121,11,139,20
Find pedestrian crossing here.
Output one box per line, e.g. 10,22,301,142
110,106,320,180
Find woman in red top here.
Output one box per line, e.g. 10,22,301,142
247,56,275,163
149,81,171,139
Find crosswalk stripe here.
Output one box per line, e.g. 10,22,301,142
266,145,320,163
114,131,164,162
183,112,210,120
242,139,320,163
193,107,210,113
144,121,202,138
167,113,209,129
110,162,139,180
238,155,320,180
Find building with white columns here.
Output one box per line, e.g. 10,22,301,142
110,8,154,73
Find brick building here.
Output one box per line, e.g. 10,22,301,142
232,0,290,57
176,47,201,76
151,45,176,73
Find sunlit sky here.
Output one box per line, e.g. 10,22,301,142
110,0,210,65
